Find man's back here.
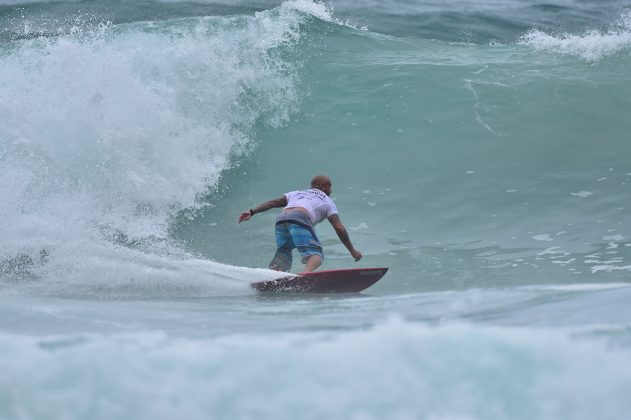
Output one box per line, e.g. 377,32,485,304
284,188,338,225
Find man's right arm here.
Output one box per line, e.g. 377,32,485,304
238,196,287,223
328,214,362,261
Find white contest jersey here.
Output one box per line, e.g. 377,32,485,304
284,189,338,225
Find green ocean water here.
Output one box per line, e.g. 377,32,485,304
1,1,631,419
177,19,631,291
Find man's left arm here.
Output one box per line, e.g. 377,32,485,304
328,214,362,261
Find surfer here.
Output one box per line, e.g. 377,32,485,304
238,175,362,273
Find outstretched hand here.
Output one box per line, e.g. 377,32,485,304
238,211,252,223
351,249,362,262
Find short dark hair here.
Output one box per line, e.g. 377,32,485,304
311,175,331,188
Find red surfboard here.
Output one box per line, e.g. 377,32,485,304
251,267,388,293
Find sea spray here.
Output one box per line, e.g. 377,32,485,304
0,5,324,288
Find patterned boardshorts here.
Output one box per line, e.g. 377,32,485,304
269,210,323,272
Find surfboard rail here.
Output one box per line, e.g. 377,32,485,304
251,267,388,293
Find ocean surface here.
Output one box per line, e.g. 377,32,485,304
2,0,631,418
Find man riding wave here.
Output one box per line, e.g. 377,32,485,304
238,175,362,273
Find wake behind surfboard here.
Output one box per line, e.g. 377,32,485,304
251,267,388,293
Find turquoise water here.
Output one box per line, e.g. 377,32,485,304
2,1,631,419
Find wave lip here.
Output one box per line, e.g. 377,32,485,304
519,11,631,62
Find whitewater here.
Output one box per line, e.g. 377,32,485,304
1,0,631,419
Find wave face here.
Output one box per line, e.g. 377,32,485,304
2,1,631,419
1,0,630,298
170,4,631,293
1,2,319,295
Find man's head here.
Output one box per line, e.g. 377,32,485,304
311,175,332,196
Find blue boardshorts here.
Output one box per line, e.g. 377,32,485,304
269,211,323,272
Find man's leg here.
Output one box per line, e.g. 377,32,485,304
269,249,292,272
287,223,324,273
303,255,322,273
269,223,293,272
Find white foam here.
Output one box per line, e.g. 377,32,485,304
0,0,81,4
519,11,631,62
532,234,553,242
280,0,334,22
603,235,626,242
571,191,594,198
1,319,631,420
521,283,631,292
591,265,631,274
0,9,307,288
